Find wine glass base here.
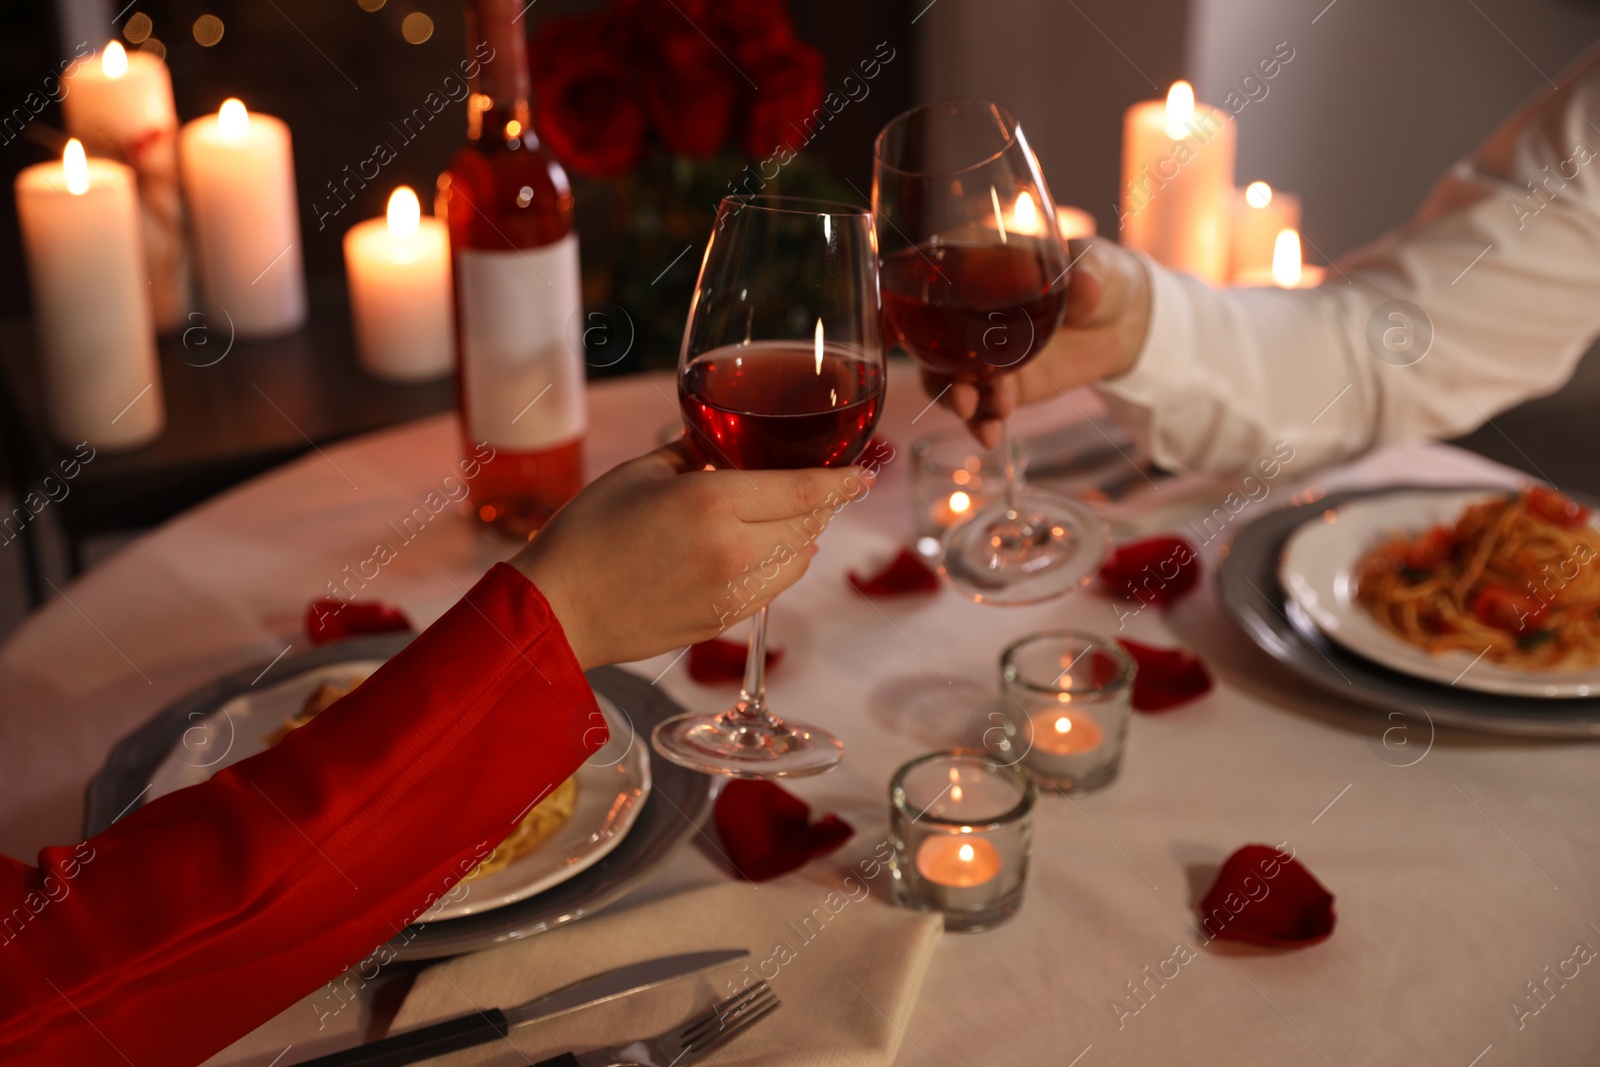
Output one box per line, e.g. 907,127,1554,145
940,490,1111,605
651,708,844,779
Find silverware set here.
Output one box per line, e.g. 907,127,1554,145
533,981,780,1067
295,950,776,1067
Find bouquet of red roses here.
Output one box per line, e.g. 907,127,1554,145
529,0,825,179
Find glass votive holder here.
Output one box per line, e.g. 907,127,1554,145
996,631,1136,794
889,750,1036,932
908,428,1028,555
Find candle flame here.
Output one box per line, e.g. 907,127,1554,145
1244,181,1273,209
1011,190,1040,235
813,317,825,375
504,119,522,140
387,186,421,239
1271,228,1303,287
948,491,972,516
957,843,975,863
217,98,250,141
102,41,128,80
63,139,90,195
950,784,964,803
1164,80,1195,140
1055,716,1072,734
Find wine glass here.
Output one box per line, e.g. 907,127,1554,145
651,196,886,778
873,99,1110,604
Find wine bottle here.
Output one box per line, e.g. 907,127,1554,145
440,0,585,537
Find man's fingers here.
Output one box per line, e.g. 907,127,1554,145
1064,262,1104,326
728,466,866,522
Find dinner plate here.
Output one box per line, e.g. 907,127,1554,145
1279,488,1600,699
85,633,714,959
1217,486,1600,738
143,659,651,921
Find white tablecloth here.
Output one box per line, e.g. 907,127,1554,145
2,361,1596,1066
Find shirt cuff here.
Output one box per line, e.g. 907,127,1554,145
1094,251,1197,412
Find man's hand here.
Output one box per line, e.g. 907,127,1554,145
925,237,1153,448
511,442,867,670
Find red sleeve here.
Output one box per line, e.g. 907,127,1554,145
0,563,605,1066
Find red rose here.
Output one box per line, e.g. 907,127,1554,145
528,11,620,75
710,0,795,54
642,28,738,156
534,54,647,178
740,39,824,159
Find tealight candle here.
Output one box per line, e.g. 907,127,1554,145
1120,80,1237,283
343,187,454,381
14,139,165,450
915,836,1002,911
999,631,1135,794
910,429,1027,547
179,98,306,337
61,41,191,331
890,751,1035,931
1030,710,1106,756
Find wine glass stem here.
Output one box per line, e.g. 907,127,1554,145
998,418,1021,518
738,605,771,715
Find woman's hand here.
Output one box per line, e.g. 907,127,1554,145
925,237,1154,448
512,441,866,670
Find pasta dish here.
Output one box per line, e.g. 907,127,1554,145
1355,487,1600,670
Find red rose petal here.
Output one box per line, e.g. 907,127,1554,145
714,779,855,882
1099,536,1201,606
687,637,783,684
304,599,412,646
1198,844,1336,947
848,548,941,598
1116,638,1213,712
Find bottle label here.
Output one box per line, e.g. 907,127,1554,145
457,234,586,451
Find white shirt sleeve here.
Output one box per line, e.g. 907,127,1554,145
1096,43,1600,475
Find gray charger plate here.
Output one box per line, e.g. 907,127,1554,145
1218,485,1600,738
84,633,713,960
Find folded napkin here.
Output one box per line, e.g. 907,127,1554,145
305,598,412,645
688,637,783,684
715,780,855,882
847,547,940,597
1113,638,1214,712
390,882,943,1067
1198,844,1336,947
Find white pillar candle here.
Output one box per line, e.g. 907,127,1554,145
1119,81,1237,283
15,140,164,450
1229,181,1302,282
61,42,191,333
1235,228,1326,288
343,187,454,381
178,99,306,337
1056,205,1097,240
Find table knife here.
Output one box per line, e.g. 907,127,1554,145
295,949,748,1067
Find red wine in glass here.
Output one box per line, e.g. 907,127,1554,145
680,342,885,470
881,240,1069,379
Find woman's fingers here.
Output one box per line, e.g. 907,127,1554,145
725,465,868,522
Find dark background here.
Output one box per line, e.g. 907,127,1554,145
0,0,916,322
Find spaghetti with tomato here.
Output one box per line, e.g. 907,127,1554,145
1355,487,1600,670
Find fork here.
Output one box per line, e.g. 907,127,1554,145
533,980,780,1067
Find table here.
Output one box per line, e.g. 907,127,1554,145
0,279,454,603
1,361,1596,1066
